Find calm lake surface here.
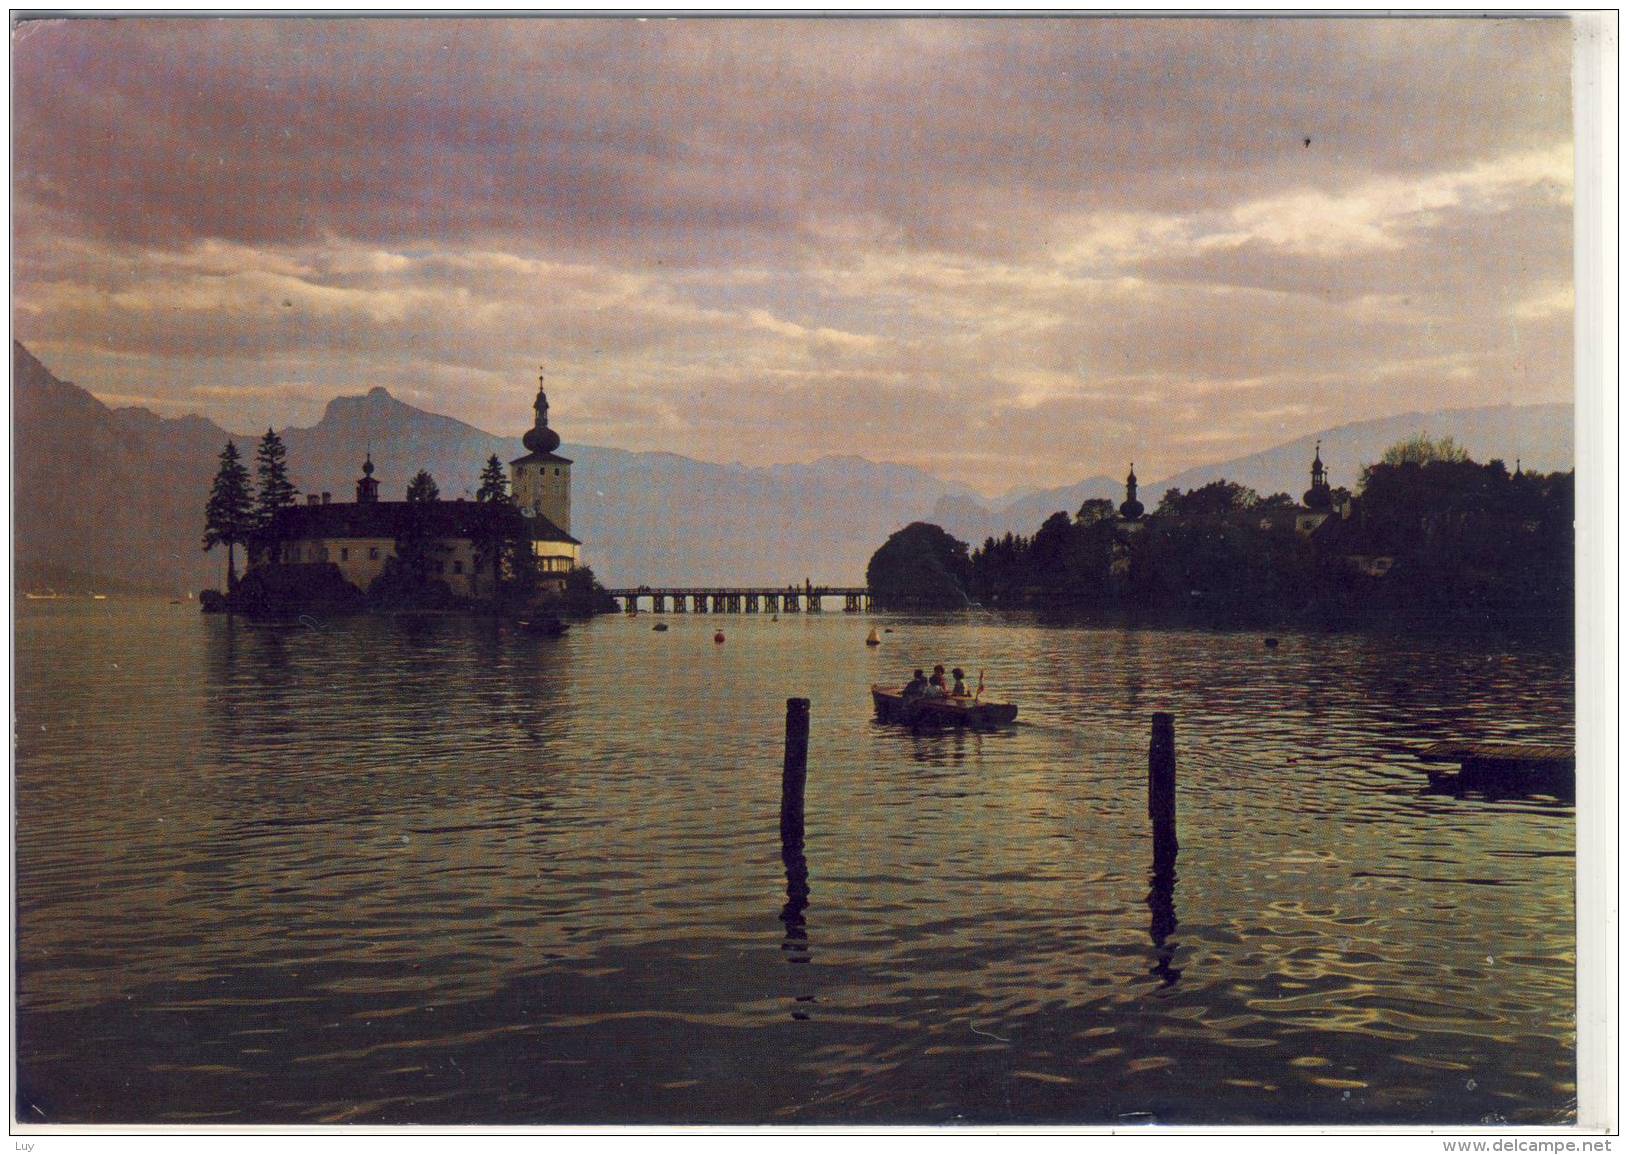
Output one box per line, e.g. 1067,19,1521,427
15,600,1575,1125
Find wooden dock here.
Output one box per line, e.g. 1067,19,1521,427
1414,741,1575,798
604,586,872,614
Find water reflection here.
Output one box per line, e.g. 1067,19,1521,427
1146,850,1182,989
16,605,1575,1124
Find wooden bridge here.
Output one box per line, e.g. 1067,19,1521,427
604,586,873,614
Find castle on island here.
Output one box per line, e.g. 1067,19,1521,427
250,373,580,598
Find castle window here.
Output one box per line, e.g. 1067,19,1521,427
369,547,380,560
554,467,560,476
340,548,349,562
453,561,464,575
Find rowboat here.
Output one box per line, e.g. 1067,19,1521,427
870,683,1018,728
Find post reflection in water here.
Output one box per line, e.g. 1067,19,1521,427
779,763,814,1022
779,816,811,965
1146,847,1182,988
778,697,814,1019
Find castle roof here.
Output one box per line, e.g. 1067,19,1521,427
265,500,579,546
509,449,574,467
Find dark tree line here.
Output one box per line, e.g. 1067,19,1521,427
868,450,1573,635
203,430,299,592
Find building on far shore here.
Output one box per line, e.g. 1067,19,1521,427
250,373,581,597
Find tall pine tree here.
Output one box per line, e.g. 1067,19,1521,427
253,428,298,533
473,455,517,599
203,441,255,593
406,470,440,503
396,470,442,582
475,454,510,503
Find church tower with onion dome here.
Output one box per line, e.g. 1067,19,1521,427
1119,463,1144,522
510,369,573,535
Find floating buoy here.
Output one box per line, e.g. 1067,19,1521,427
866,628,881,646
714,631,726,644
653,623,669,632
1264,637,1280,648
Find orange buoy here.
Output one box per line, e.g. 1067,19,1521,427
866,628,881,646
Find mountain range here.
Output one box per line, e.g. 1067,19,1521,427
12,342,1574,593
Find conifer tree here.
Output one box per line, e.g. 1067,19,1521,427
396,470,441,583
203,441,254,593
406,470,440,503
473,456,519,599
253,427,298,531
476,454,510,503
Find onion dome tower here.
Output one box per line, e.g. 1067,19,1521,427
1119,463,1144,521
522,378,562,456
355,452,380,504
1302,441,1332,511
509,367,574,535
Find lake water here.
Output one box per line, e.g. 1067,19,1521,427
14,600,1575,1126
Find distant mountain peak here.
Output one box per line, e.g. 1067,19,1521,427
367,386,392,399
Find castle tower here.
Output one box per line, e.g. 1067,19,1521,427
355,453,380,504
1119,463,1144,521
509,368,573,534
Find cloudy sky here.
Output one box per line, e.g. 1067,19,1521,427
13,16,1574,492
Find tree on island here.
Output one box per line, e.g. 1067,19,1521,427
866,522,973,609
406,470,440,503
387,469,445,590
470,456,533,602
203,440,254,594
252,428,298,538
475,455,510,503
1155,479,1260,520
1075,498,1116,525
1379,433,1469,467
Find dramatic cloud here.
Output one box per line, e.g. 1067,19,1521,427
13,15,1574,490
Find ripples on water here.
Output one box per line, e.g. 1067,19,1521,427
14,601,1574,1125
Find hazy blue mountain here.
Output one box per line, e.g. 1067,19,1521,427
12,340,1576,593
14,341,233,594
12,348,976,590
1148,404,1573,501
932,475,1124,546
272,391,980,585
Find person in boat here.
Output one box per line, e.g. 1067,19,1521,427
902,669,931,702
951,668,969,697
928,665,949,696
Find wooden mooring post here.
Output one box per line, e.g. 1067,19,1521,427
781,697,810,843
780,698,811,963
1149,712,1178,865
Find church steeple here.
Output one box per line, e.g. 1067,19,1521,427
1303,441,1332,510
510,366,573,535
1119,462,1144,521
522,367,562,456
